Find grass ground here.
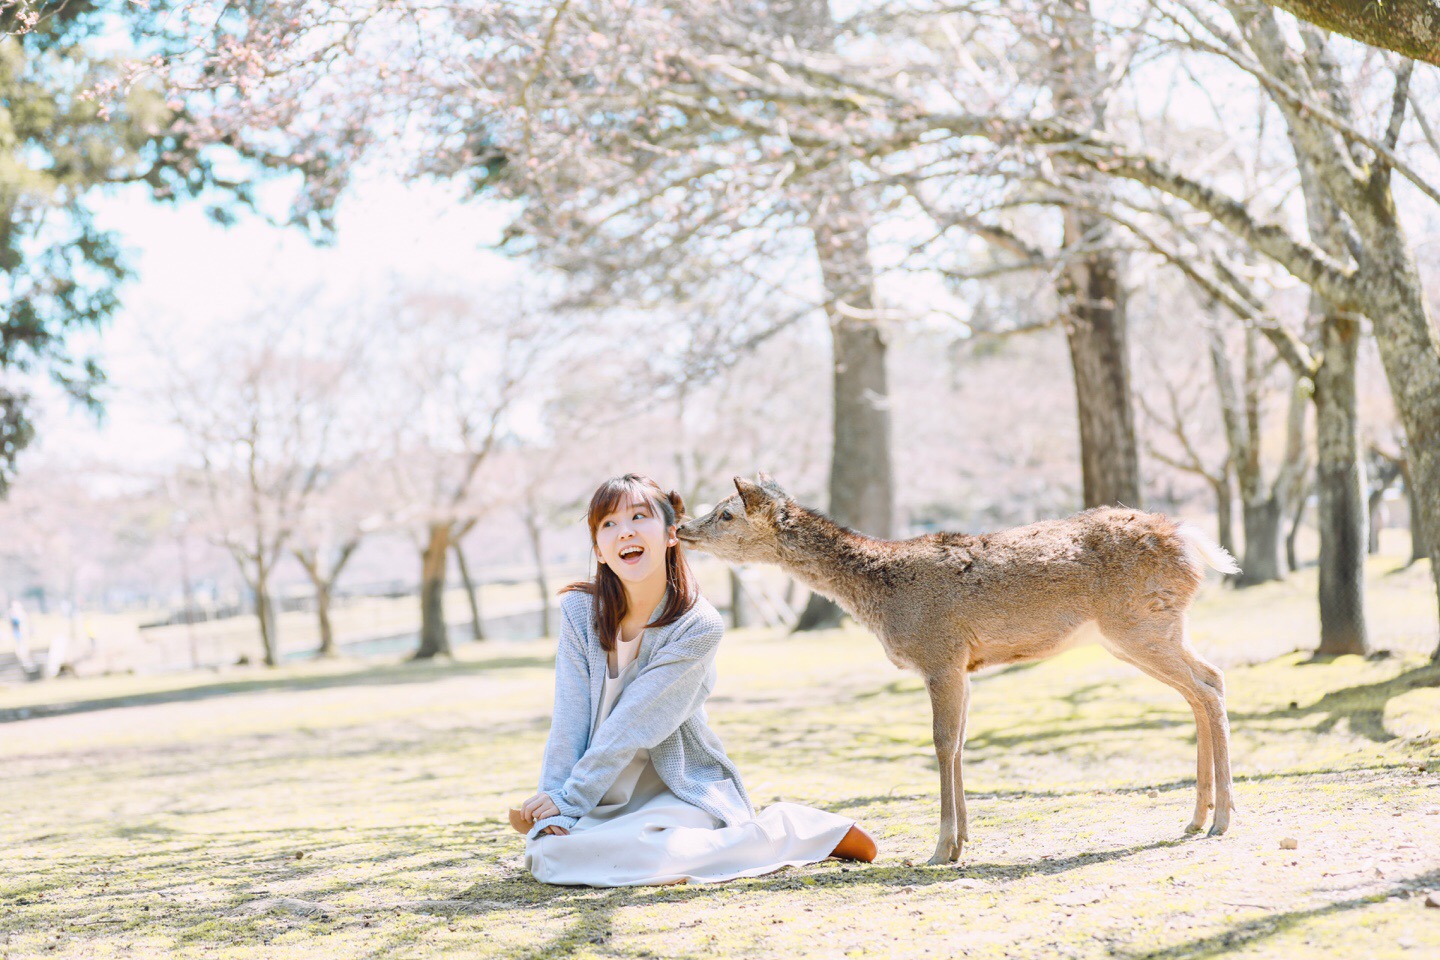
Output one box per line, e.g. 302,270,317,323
2,555,1438,959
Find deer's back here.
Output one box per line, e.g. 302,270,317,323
878,508,1203,670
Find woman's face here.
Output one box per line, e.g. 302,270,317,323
594,497,675,588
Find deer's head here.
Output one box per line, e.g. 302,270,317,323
675,473,791,564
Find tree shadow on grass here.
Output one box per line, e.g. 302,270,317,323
959,836,1194,882
963,715,1190,753
817,763,1414,832
841,657,1440,758
815,792,927,810
405,880,658,960
847,661,1044,705
411,838,1420,959
1119,867,1440,960
432,835,1186,919
1232,662,1440,743
838,673,1194,756
0,656,555,725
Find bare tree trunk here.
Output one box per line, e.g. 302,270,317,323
314,583,337,658
1398,462,1427,565
1366,490,1383,555
253,569,279,667
413,522,452,659
294,541,360,660
1262,0,1440,67
293,558,335,659
1313,313,1369,656
828,314,893,536
1376,324,1440,663
1239,498,1285,586
1350,209,1440,661
729,567,749,629
1275,373,1311,576
1366,452,1403,555
1224,328,1284,587
1053,0,1140,511
795,196,892,633
1370,495,1382,555
1246,6,1440,657
1287,479,1311,573
776,0,892,634
453,540,485,643
1214,470,1236,561
1035,4,1440,655
1061,216,1142,508
521,509,550,639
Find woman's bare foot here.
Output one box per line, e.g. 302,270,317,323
830,824,878,862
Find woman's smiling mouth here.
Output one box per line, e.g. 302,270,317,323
618,545,645,564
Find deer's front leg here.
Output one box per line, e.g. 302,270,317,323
925,667,971,865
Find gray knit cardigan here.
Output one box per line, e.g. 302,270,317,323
527,589,755,839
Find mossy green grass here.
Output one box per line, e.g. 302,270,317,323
2,556,1437,958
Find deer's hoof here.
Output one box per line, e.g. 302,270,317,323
1184,820,1205,835
927,839,962,865
1207,819,1230,837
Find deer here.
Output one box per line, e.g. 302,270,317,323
675,473,1239,865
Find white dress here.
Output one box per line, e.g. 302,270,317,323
525,630,855,887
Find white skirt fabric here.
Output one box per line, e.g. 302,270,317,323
526,651,854,887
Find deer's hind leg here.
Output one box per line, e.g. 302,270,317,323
1098,615,1234,836
924,666,971,865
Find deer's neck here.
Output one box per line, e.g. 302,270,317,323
775,508,894,617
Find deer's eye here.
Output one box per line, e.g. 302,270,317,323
720,509,733,521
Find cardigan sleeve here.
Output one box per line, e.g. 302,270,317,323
547,608,723,821
529,597,592,837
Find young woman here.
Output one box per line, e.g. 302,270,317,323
509,473,877,887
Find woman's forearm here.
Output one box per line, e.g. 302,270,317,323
536,606,592,794
550,638,717,819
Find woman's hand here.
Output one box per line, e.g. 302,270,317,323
520,792,560,822
541,825,569,836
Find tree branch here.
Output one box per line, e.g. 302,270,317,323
915,112,1360,309
1259,0,1440,68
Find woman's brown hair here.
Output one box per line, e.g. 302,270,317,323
559,474,701,652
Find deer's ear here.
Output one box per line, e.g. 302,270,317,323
734,477,774,517
756,471,788,499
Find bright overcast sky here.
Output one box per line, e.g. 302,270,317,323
33,173,520,476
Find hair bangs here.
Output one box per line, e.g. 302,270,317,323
560,473,701,652
584,476,669,540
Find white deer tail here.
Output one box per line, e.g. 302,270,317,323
1176,522,1240,575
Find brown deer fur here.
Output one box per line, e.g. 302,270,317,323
676,473,1239,865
